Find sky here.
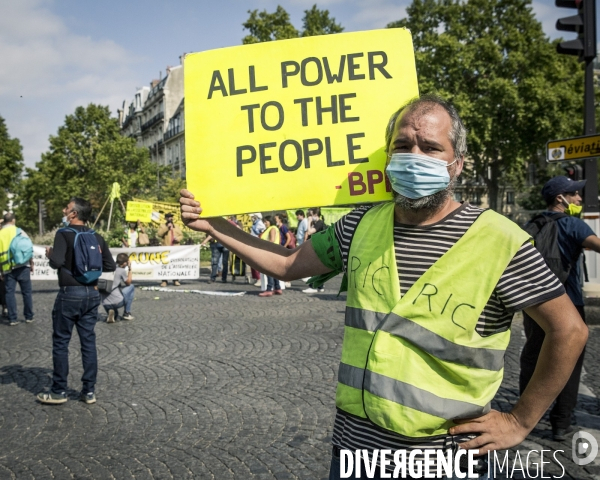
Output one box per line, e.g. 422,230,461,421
0,0,590,169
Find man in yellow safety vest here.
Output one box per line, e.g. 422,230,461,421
179,95,587,479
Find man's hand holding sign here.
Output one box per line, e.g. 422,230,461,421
181,28,587,477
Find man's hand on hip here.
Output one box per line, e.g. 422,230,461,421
449,409,529,455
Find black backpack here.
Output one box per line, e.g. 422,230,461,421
523,213,570,283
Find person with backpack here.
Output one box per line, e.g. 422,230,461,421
520,175,600,440
0,213,34,326
37,197,116,405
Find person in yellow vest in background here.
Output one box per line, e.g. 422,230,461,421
179,95,587,479
258,215,282,297
157,212,183,287
0,213,34,326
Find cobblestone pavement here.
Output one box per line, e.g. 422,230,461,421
1,276,600,479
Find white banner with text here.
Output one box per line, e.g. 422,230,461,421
31,245,200,281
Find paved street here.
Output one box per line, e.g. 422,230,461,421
1,275,600,480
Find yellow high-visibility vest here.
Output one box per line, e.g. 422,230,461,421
0,225,17,273
336,202,529,438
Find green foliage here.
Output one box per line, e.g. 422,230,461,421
139,176,187,204
242,4,343,44
16,104,166,232
301,5,344,37
388,0,584,210
0,116,24,212
242,6,299,43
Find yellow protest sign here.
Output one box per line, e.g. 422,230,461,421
132,199,186,227
126,201,153,222
185,29,418,217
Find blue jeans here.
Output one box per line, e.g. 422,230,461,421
103,285,135,314
51,286,101,395
5,266,34,322
210,243,229,281
267,276,280,291
328,453,493,480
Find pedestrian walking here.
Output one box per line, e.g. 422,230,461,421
295,210,308,247
37,197,116,405
247,213,265,286
303,208,326,294
258,216,282,297
0,213,34,326
201,234,230,283
180,94,587,478
520,175,600,440
157,213,183,287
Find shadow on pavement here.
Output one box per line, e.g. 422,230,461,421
0,364,53,395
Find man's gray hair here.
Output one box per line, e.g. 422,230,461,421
385,94,468,161
3,213,15,223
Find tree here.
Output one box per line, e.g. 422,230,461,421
301,5,344,37
242,6,299,44
242,4,343,44
17,104,169,232
388,0,584,211
0,116,24,213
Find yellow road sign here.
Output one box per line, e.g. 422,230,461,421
547,134,600,162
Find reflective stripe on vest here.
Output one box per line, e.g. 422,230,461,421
336,202,530,438
338,363,491,419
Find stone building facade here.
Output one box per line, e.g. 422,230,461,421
118,63,185,177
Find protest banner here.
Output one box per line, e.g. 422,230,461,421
109,246,200,280
185,28,418,217
132,198,186,228
126,201,153,222
31,246,55,280
31,245,200,281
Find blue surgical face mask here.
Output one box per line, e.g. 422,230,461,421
61,216,70,227
385,153,457,199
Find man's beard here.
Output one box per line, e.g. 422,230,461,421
392,175,457,213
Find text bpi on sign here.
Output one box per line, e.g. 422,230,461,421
184,29,419,217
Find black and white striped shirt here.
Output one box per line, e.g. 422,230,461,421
330,202,564,456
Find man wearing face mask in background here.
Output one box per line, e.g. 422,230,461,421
520,176,600,441
179,95,587,479
39,198,116,405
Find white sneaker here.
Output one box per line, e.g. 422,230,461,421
301,277,310,282
106,310,115,323
253,280,262,287
302,288,318,294
122,312,135,321
284,282,291,288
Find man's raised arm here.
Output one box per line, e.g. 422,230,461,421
179,189,332,281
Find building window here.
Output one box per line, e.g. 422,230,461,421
506,191,515,205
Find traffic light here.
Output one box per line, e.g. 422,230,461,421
564,164,584,180
556,0,597,60
38,199,46,219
